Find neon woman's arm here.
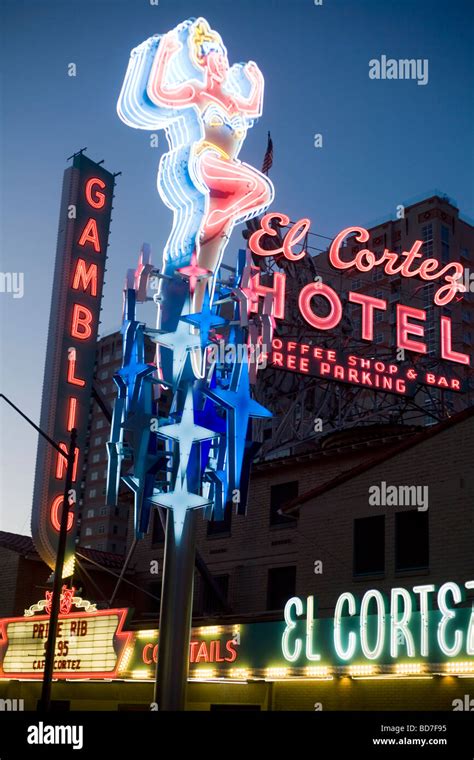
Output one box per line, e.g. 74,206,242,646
232,61,264,117
148,32,202,108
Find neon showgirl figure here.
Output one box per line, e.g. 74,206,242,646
117,17,274,324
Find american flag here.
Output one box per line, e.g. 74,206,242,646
261,131,273,175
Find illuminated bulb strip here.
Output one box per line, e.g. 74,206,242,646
199,626,222,636
229,668,249,680
445,661,474,674
118,645,135,673
137,629,159,640
131,669,151,679
348,664,378,677
305,666,331,678
265,667,289,680
394,663,425,675
191,668,216,680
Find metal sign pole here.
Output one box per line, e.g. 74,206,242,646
154,509,197,710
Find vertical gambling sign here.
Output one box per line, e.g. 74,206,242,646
31,153,115,577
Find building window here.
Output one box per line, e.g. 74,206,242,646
113,525,118,535
441,225,450,263
91,472,98,481
202,575,229,614
100,507,107,516
353,516,385,575
99,369,108,380
351,279,361,290
97,543,104,551
92,453,100,464
88,488,97,499
94,436,102,446
98,525,105,534
85,528,92,537
395,511,429,571
270,481,298,526
96,419,104,430
207,502,232,536
267,566,296,610
375,333,384,344
86,509,94,519
421,224,433,257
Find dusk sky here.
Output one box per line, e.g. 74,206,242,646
1,0,473,535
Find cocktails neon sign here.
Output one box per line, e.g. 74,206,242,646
248,213,470,369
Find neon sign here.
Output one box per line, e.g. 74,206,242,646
248,213,471,380
282,580,474,666
0,608,130,680
31,154,115,577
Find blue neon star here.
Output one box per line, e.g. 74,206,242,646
204,357,271,491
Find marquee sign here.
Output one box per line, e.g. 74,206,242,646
0,607,130,680
31,153,115,577
247,213,470,394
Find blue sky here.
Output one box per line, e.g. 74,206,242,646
0,0,473,534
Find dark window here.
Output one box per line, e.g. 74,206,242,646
270,481,298,526
395,511,429,570
113,525,118,535
267,566,296,610
207,502,232,536
354,516,385,575
152,509,165,544
202,574,229,614
145,581,161,612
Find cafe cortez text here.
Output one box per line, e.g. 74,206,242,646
248,213,470,388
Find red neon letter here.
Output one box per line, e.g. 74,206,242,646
282,218,310,261
440,316,470,365
397,305,426,353
55,443,79,481
67,347,86,385
142,643,153,665
329,227,370,270
67,397,78,432
249,272,286,319
78,218,101,252
349,292,387,341
50,495,74,532
72,258,98,296
249,213,309,261
71,304,93,340
85,177,106,209
298,283,342,330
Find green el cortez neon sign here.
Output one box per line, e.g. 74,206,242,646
282,580,474,665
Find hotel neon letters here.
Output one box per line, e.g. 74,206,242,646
249,213,470,368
